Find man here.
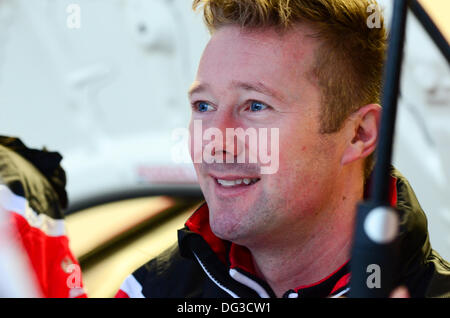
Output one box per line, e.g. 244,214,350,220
0,136,86,298
116,0,450,298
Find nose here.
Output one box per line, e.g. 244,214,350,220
205,111,243,163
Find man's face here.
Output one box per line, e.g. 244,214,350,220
188,25,346,247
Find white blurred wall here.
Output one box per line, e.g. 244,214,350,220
0,0,207,201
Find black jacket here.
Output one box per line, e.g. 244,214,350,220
116,168,450,298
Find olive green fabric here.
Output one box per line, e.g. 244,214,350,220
0,136,67,219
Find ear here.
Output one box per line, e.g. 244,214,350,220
341,104,381,166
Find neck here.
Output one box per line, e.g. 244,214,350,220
248,169,363,297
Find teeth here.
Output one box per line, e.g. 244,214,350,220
216,178,259,187
217,179,237,187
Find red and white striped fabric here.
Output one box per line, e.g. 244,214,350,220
0,184,87,298
115,274,144,298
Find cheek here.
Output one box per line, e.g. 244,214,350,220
263,140,330,217
266,143,307,191
270,131,328,189
188,122,203,164
277,130,313,167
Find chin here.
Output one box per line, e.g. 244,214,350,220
208,206,245,241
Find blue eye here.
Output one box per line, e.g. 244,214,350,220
250,101,267,112
196,102,212,112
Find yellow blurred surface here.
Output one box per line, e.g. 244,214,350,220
66,196,175,258
418,0,450,43
65,197,199,298
79,208,195,298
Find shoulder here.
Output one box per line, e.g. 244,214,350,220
391,167,450,297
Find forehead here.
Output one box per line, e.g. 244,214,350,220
196,24,319,99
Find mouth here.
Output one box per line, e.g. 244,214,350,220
209,174,261,198
215,177,260,187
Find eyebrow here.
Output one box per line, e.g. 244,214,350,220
232,80,285,103
187,82,209,99
188,80,285,103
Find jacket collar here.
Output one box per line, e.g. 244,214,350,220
181,203,351,298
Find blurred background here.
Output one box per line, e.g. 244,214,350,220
0,0,448,297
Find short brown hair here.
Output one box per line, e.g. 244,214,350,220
193,0,387,180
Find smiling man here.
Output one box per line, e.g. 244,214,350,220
187,23,368,297
116,0,450,298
